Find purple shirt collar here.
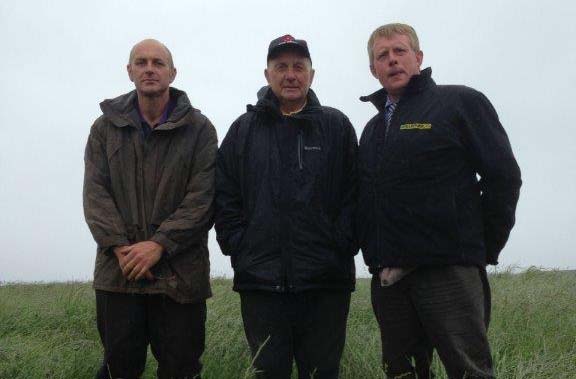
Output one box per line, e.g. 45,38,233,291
136,97,175,127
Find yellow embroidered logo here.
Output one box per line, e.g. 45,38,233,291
400,123,432,130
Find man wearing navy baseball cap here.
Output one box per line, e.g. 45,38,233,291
216,34,358,379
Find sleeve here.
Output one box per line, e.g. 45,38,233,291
214,118,246,256
333,116,360,257
150,119,218,258
459,89,522,264
83,122,130,253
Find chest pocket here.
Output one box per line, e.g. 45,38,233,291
397,121,436,146
394,118,462,182
105,129,138,176
106,130,125,161
300,127,326,176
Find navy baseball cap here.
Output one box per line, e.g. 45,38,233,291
267,34,311,62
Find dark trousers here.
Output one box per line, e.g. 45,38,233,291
240,290,351,379
371,266,494,379
95,290,206,379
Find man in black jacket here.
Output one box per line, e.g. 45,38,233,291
358,24,521,378
215,35,358,379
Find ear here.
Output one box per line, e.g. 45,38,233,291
264,68,271,84
370,64,378,79
127,64,134,82
169,67,177,84
416,50,424,69
309,68,315,85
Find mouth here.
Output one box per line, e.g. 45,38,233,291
388,70,405,79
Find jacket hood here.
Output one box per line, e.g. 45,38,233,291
99,87,194,129
247,86,323,118
360,67,435,112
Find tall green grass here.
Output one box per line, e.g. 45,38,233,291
0,269,574,378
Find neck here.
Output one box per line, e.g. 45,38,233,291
137,90,170,126
387,93,400,103
280,99,307,115
386,87,405,103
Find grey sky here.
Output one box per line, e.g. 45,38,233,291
1,0,575,282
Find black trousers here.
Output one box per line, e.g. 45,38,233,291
240,290,351,379
95,290,206,379
371,266,494,379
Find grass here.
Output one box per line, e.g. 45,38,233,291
0,269,575,378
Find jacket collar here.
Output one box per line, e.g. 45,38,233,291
248,86,323,121
360,67,435,112
100,87,195,129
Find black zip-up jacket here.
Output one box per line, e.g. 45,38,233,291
358,68,521,273
215,87,358,292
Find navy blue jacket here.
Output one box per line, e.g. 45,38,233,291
215,88,358,292
358,68,521,273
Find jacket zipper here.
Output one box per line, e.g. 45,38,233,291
140,129,151,240
297,130,303,170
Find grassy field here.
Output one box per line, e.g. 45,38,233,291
0,269,575,378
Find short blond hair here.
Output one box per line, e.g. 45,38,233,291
367,23,420,64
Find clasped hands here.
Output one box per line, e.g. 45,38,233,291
114,241,164,281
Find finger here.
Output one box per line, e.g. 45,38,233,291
134,266,149,281
127,264,139,281
130,261,149,281
117,245,132,254
128,256,150,281
117,257,127,271
122,257,139,278
124,246,139,260
145,271,155,281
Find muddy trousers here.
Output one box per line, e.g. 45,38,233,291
371,265,494,379
240,290,351,379
95,290,206,379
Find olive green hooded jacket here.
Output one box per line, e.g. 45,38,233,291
83,87,217,303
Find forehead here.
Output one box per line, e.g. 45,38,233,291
268,51,311,66
131,42,169,61
372,33,412,50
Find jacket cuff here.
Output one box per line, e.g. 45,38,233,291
369,265,385,275
226,230,245,256
151,233,178,257
98,236,130,254
485,250,499,265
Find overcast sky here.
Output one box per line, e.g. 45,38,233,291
1,0,575,282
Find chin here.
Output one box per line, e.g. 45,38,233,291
139,89,165,98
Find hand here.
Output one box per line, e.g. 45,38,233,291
114,245,155,281
121,241,164,281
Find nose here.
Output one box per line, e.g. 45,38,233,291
144,62,155,73
388,53,398,66
284,67,297,80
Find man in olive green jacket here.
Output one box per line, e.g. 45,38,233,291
83,39,217,379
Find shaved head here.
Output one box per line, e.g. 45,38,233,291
127,38,177,98
129,39,174,69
